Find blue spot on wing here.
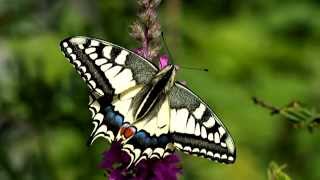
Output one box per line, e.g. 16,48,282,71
112,114,123,127
99,105,174,156
128,129,173,151
135,131,147,139
106,111,115,120
158,135,169,146
104,106,113,112
102,105,124,132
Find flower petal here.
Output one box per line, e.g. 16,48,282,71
100,142,130,170
159,55,169,69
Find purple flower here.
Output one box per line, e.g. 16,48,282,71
133,48,148,59
130,0,162,61
99,142,131,171
159,55,169,69
134,48,170,70
100,1,182,179
100,142,182,180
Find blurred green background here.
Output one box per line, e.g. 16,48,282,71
1,0,320,179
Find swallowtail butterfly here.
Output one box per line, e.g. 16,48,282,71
60,36,236,166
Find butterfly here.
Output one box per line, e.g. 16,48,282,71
60,36,236,166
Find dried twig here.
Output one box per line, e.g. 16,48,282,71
252,97,320,132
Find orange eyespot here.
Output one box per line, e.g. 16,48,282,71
120,126,136,139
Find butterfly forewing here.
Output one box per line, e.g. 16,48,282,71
60,36,158,99
169,83,236,163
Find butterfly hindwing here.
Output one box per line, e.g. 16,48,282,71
169,83,236,163
88,94,124,144
121,97,175,165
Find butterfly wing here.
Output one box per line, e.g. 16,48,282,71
60,36,158,99
60,36,174,165
169,82,236,164
60,36,159,141
120,96,175,165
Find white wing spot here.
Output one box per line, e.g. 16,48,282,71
95,58,108,66
185,116,195,134
175,109,189,133
85,47,96,54
70,54,76,60
70,37,86,45
74,60,81,67
115,50,129,65
214,132,220,144
105,66,122,78
174,143,183,149
89,53,98,60
90,100,101,112
67,47,72,53
200,149,206,154
62,42,68,47
84,73,91,80
225,136,235,154
208,133,214,141
218,127,226,138
195,123,201,136
193,103,206,119
192,148,200,153
93,113,104,124
101,63,112,72
90,40,100,46
91,131,112,144
79,66,86,73
221,154,227,159
89,80,96,88
201,126,207,139
203,117,215,128
183,146,192,152
95,88,105,96
228,156,234,161
103,46,112,59
154,148,165,157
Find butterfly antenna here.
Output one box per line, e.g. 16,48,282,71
179,66,209,72
161,32,175,65
161,32,209,72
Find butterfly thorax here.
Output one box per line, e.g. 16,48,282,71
132,65,176,123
